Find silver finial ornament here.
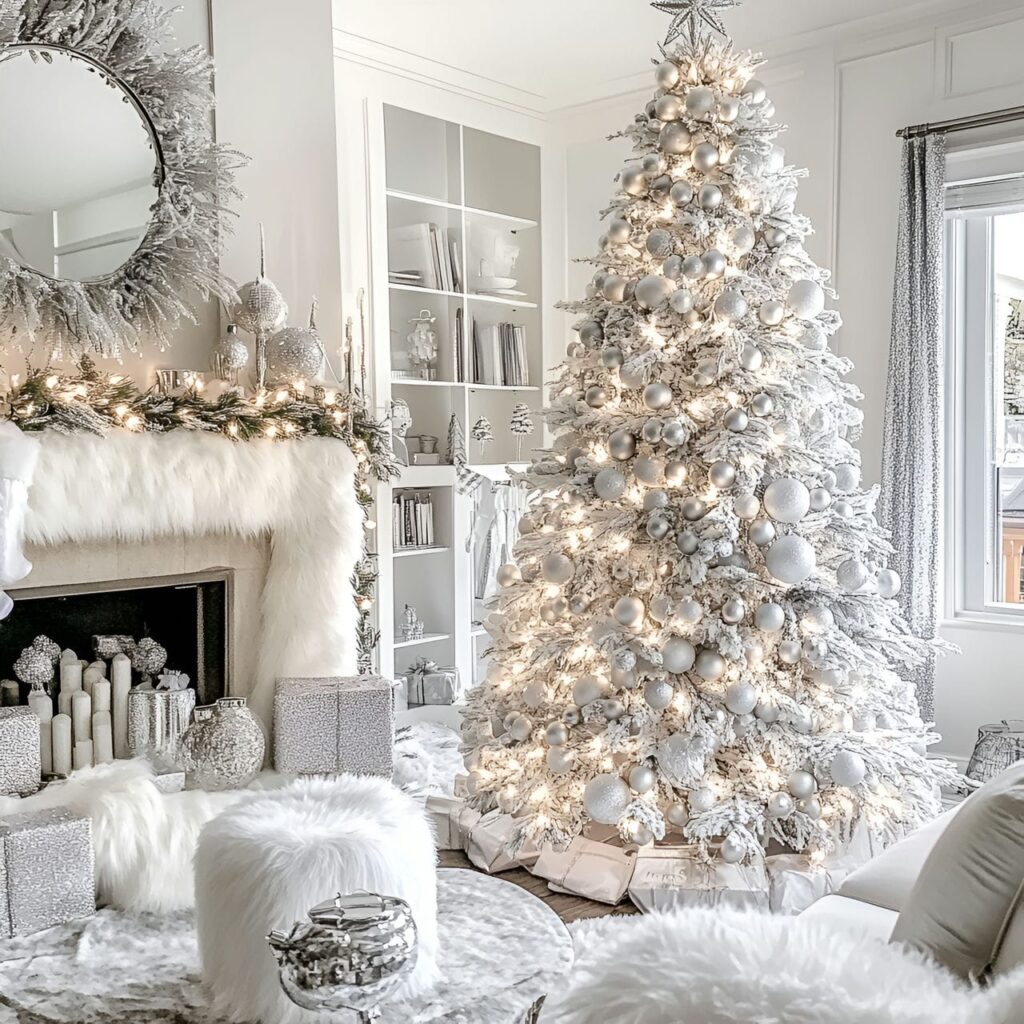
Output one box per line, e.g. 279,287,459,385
233,224,289,389
268,298,326,382
651,0,739,45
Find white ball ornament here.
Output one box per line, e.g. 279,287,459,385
721,597,746,624
709,461,736,489
655,94,683,121
685,85,716,117
778,640,802,664
635,274,675,310
830,750,867,788
739,343,763,371
594,468,627,500
877,568,902,599
643,382,673,410
608,428,638,462
725,680,757,715
702,248,727,278
787,770,818,799
689,786,716,813
797,795,822,820
634,456,665,486
786,279,826,319
754,602,785,632
584,774,632,824
730,223,756,254
724,407,749,432
697,183,723,210
614,596,646,628
695,648,726,681
496,563,521,588
768,792,795,818
758,299,786,326
837,558,870,593
628,765,657,794
755,700,780,722
644,678,675,710
764,478,811,524
748,518,776,547
547,747,574,774
662,419,687,447
833,463,861,492
718,96,740,122
720,833,746,863
714,290,747,322
541,552,575,584
620,166,646,196
809,487,832,512
766,534,817,584
734,494,759,519
662,637,696,673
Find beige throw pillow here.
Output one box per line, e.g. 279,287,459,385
891,760,1024,979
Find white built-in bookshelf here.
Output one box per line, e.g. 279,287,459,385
369,103,543,704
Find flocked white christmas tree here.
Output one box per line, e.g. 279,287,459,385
463,0,958,864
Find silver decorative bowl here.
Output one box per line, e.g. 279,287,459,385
268,891,418,1020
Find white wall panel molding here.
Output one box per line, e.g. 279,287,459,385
940,11,1024,99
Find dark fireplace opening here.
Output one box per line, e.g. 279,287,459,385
0,569,232,708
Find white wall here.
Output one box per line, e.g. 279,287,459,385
549,1,1024,761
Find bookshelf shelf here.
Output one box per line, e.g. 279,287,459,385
386,188,538,231
394,632,452,650
388,282,537,309
393,545,451,558
467,383,539,392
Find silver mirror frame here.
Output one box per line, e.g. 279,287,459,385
0,0,244,360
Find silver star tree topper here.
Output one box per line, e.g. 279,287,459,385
652,0,739,45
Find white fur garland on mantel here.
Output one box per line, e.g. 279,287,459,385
21,430,363,729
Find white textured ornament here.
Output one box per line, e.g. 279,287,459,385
662,637,696,673
758,299,786,326
595,469,627,500
614,596,646,628
763,478,810,524
725,680,757,715
583,774,631,824
644,678,674,710
787,279,826,319
830,750,867,788
837,558,870,593
765,534,816,584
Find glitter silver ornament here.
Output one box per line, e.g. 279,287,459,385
787,279,826,319
131,637,168,683
697,183,722,209
645,229,675,259
614,596,646,627
660,122,692,154
635,274,675,310
595,468,627,500
767,792,795,818
660,421,686,449
583,773,631,824
734,493,759,519
643,382,673,410
714,289,747,321
695,648,726,681
724,680,757,715
211,324,250,383
709,461,735,489
509,715,533,741
635,456,665,485
765,534,817,584
830,750,867,788
801,605,834,633
662,637,696,673
128,686,196,771
750,392,774,416
837,558,870,592
748,518,776,546
788,770,818,798
268,301,325,382
758,299,786,326
764,478,811,524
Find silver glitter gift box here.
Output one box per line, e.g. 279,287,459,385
0,706,41,797
0,807,95,938
406,660,462,706
274,676,394,777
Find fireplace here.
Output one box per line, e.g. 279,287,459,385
0,569,232,708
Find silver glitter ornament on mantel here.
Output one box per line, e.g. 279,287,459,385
268,891,418,1023
179,697,265,791
233,224,289,389
268,298,326,383
210,324,250,385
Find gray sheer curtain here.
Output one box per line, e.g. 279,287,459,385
879,133,946,721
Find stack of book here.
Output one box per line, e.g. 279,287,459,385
393,491,435,548
471,320,529,386
388,222,460,292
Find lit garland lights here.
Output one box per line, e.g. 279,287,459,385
462,0,960,865
6,357,399,668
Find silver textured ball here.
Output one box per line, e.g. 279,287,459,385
797,795,822,820
644,678,675,710
767,792,795,818
721,597,746,624
573,674,607,706
233,278,288,336
755,601,785,631
268,326,323,381
708,460,736,489
662,637,696,673
655,94,683,121
635,274,675,310
655,60,680,89
778,639,802,664
595,468,627,500
764,478,811,524
628,764,657,794
608,428,638,461
748,518,776,546
724,407,749,432
583,773,632,824
644,489,669,511
660,122,692,154
833,463,861,491
644,382,674,410
702,248,727,278
669,180,694,205
670,288,694,315
496,563,521,588
645,229,675,259
697,183,722,210
634,456,665,486
725,680,757,715
676,530,699,555
691,142,719,172
695,648,726,681
809,487,832,512
877,568,902,599
685,85,716,117
788,770,818,798
646,515,671,541
714,289,747,322
212,328,250,376
739,343,763,371
750,392,774,417
662,419,687,446
547,747,575,774
614,596,646,628
541,552,575,584
787,279,826,319
830,750,867,788
765,534,817,584
837,558,870,593
585,386,608,408
621,165,647,196
689,786,716,814
758,299,786,326
681,497,706,521
731,223,756,253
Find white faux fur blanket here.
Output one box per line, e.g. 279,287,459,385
21,431,363,728
543,910,1024,1024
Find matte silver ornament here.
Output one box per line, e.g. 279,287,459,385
876,568,902,598
635,274,675,310
670,288,694,314
509,715,533,741
830,750,867,788
767,792,795,818
778,640,802,664
566,341,585,359
646,515,671,541
602,345,624,368
608,428,638,461
644,381,673,410
685,85,716,118
496,563,521,588
660,122,692,155
758,299,786,326
739,343,763,371
644,489,669,511
676,530,699,555
650,174,673,200
663,255,684,280
787,279,826,319
697,183,722,209
547,747,575,774
724,680,757,715
801,605,834,633
607,218,632,245
709,460,735,489
734,493,759,519
656,420,682,448
669,180,694,205
662,637,696,673
809,487,832,512
621,165,647,195
655,60,680,89
748,518,776,546
681,255,706,280
568,595,590,616
635,456,666,485
665,460,687,486
614,596,646,628
755,700,780,722
585,385,609,408
602,275,630,301
578,320,604,345
642,153,667,177
681,497,706,521
695,648,726,681
666,801,689,828
765,534,817,584
676,598,703,624
742,78,767,104
702,248,727,278
595,468,627,500
718,95,740,122
764,478,811,523
763,225,787,248
583,773,631,824
691,142,719,171
787,770,818,798
714,289,747,321
603,698,626,721
797,795,822,820
628,764,657,793
750,392,774,416
645,230,675,259
689,786,716,813
755,601,785,631
730,222,756,254
837,558,870,592
573,674,607,706
541,552,575,584
655,94,683,121
721,597,745,624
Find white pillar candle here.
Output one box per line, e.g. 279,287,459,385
1,679,19,706
92,711,113,764
60,648,78,665
73,740,93,771
92,679,111,714
89,660,107,678
52,713,72,776
112,653,131,758
28,687,53,774
71,689,92,744
58,690,74,717
60,661,83,694
83,666,103,697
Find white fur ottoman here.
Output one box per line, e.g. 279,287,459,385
195,775,439,1024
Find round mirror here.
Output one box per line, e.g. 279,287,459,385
0,46,162,282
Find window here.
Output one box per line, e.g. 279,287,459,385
946,162,1024,621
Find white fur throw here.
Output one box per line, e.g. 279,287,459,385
195,775,439,1024
544,910,1024,1024
21,431,363,728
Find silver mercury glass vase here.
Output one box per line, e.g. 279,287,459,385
179,696,265,791
268,891,419,1023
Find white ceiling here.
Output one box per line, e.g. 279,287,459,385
0,50,157,212
337,0,926,109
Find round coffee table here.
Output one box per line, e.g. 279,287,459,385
380,868,574,1023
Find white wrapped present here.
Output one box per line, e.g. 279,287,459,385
407,658,463,706
767,854,836,915
464,809,539,874
627,843,769,913
531,837,637,905
426,795,480,851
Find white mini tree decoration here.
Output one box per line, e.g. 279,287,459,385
509,404,534,461
463,0,957,865
472,416,494,459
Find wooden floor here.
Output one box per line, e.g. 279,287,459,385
439,849,640,924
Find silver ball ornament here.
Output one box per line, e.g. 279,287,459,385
786,279,826,319
572,674,607,706
645,229,674,258
662,419,686,447
689,786,716,813
750,393,774,416
662,637,696,673
755,700,780,722
694,358,719,386
691,142,719,172
725,680,757,715
646,515,671,541
758,299,786,326
697,183,722,210
607,218,632,244
714,289,747,321
655,60,680,89
601,346,624,369
620,165,646,196
742,78,767,104
634,456,665,485
809,487,832,512
496,563,521,587
643,678,674,710
876,568,902,599
665,460,687,486
754,602,785,631
608,429,638,461
643,382,673,410
777,639,802,664
676,598,703,623
739,343,763,371
695,648,726,681
660,123,692,155
767,792,795,818
724,407,749,432
541,552,575,584
763,225,787,248
583,774,632,824
734,494,759,520
834,499,854,518
602,275,630,302
702,248,726,278
585,386,608,408
669,288,694,315
654,94,683,121
730,223,756,253
765,534,817,584
603,698,626,721
709,461,736,489
643,489,669,511
681,497,706,521
787,770,818,798
797,795,822,820
676,531,699,555
509,716,533,742
628,765,657,794
681,255,706,280
837,558,870,593
718,96,740,122
614,596,646,628
764,478,811,524
547,747,575,774
833,463,860,492
830,750,867,788
635,274,675,310
685,85,716,117
721,597,746,624
669,180,693,205
748,518,776,547
663,255,684,280
642,152,667,177
666,801,689,828
595,468,627,500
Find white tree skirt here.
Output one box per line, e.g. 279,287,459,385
0,870,572,1024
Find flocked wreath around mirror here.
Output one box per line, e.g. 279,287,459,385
0,0,244,360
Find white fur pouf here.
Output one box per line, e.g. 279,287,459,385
195,775,439,1024
543,910,1024,1024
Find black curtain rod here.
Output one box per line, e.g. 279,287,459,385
897,105,1024,139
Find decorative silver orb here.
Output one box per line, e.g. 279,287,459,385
585,385,609,408
681,497,706,521
691,142,719,172
644,382,674,410
721,597,746,624
677,530,699,555
809,487,832,512
636,274,675,310
754,602,785,632
739,343,763,371
662,637,696,673
669,292,695,321
709,461,736,489
562,707,582,727
834,499,854,518
837,558,870,593
763,225,787,248
724,680,757,715
509,716,533,742
754,700,780,723
547,747,575,774
566,341,585,359
614,596,646,628
750,392,774,416
697,183,722,209
601,346,624,369
496,563,521,588
608,428,638,461
733,494,758,521
714,289,747,321
621,165,647,196
833,463,861,492
830,750,867,788
644,489,669,511
584,773,632,824
685,85,716,117
662,255,684,281
628,764,657,794
702,248,727,278
655,94,683,121
718,95,741,122
660,122,692,154
541,552,575,585
645,229,675,259
877,568,902,599
212,325,250,379
572,674,606,706
758,299,786,326
646,515,671,541
595,468,627,500
777,639,802,664
748,517,776,547
234,278,288,337
578,320,604,347
669,180,694,206
695,648,726,681
635,456,665,485
765,534,817,584
767,792,795,818
602,275,630,301
607,218,632,245
676,598,703,624
642,153,667,177
802,324,828,351
568,595,590,616
662,419,687,447
764,478,811,524
655,60,680,89
723,408,749,434
689,786,716,813
731,223,756,253
666,801,689,828
681,255,706,280
742,78,767,104
788,770,818,798
268,323,324,382
801,605,834,634
787,279,826,319
603,699,626,721
797,795,822,820
665,460,687,486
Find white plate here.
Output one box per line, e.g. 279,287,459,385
472,276,517,290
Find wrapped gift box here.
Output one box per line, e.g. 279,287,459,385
0,807,95,937
426,795,481,851
274,676,394,777
0,706,41,797
627,843,769,913
464,810,540,874
407,660,463,706
532,837,637,905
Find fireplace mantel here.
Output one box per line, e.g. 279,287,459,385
16,430,363,730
